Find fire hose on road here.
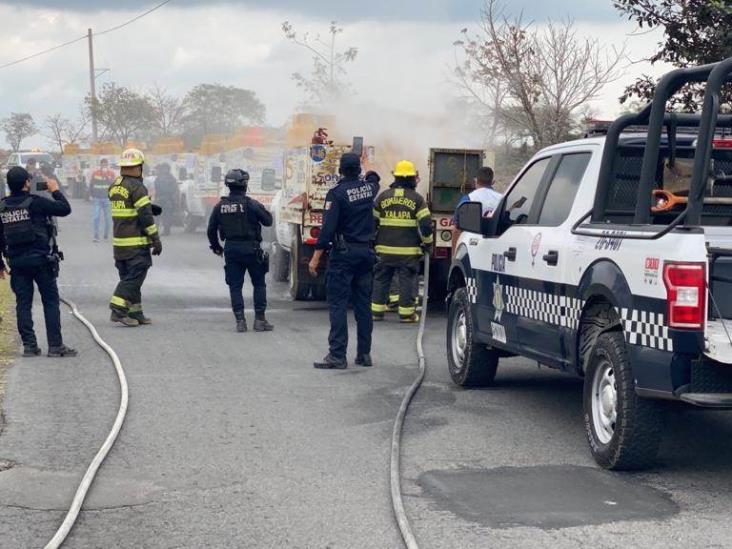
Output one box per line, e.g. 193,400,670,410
44,298,129,549
390,253,430,549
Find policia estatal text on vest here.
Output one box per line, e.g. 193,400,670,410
0,167,77,357
208,169,274,333
109,149,163,327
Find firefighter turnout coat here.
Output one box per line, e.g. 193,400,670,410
373,184,433,257
109,175,159,260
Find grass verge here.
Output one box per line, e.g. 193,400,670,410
0,280,16,412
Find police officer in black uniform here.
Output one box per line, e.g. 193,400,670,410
309,153,379,369
0,167,76,357
207,169,274,333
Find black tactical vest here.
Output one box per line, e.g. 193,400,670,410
0,196,42,247
219,195,256,242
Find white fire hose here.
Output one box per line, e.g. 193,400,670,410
390,253,429,549
44,298,129,549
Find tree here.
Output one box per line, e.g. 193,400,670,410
148,85,185,138
181,83,265,142
454,0,625,148
614,0,732,110
282,20,358,107
2,113,37,151
43,111,88,154
87,83,155,146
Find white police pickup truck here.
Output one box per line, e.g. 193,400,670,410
448,59,732,470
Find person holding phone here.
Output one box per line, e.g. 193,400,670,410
0,167,76,357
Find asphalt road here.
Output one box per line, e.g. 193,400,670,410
1,200,732,548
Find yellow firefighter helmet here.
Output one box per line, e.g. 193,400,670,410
119,148,145,167
393,160,417,177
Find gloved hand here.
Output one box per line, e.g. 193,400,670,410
151,204,163,216
151,237,163,256
421,243,433,256
211,247,224,256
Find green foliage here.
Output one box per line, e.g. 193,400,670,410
614,0,732,110
87,83,155,146
181,83,266,142
1,113,37,152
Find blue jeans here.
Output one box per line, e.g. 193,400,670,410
326,247,376,360
93,198,110,240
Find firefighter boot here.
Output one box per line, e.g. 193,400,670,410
47,345,78,358
313,354,348,370
400,313,420,324
253,312,274,332
129,312,152,325
110,310,140,327
235,312,247,333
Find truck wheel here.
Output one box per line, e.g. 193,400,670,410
428,258,449,305
583,331,663,470
271,242,290,283
289,237,312,300
312,284,327,301
447,287,498,387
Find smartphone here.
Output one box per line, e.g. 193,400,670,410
352,136,364,157
36,180,48,192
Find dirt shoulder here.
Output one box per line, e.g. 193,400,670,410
0,280,16,427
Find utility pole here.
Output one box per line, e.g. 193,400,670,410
87,28,98,144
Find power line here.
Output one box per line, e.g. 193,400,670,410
96,0,174,36
0,0,174,71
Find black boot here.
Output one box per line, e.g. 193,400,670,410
23,345,41,357
355,354,373,367
47,345,78,358
235,312,247,333
129,312,152,325
253,312,274,332
313,354,347,370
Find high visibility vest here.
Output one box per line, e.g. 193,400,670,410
373,185,433,257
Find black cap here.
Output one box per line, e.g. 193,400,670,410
7,166,30,192
339,153,361,175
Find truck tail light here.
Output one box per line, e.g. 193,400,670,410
309,227,321,240
663,262,706,330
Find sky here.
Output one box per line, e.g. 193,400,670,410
0,0,668,150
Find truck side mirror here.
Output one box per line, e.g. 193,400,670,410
455,201,485,235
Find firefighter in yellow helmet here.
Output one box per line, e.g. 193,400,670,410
108,148,162,327
371,160,433,323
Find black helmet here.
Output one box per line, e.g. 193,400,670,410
339,153,361,177
225,169,249,190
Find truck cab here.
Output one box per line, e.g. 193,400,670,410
447,58,732,470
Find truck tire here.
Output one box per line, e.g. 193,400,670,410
312,284,327,301
428,258,449,305
271,242,290,283
289,236,312,300
447,287,498,387
583,331,663,470
182,199,198,233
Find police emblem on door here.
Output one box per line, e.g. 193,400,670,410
493,278,505,321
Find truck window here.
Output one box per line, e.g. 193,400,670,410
502,157,551,226
537,153,591,227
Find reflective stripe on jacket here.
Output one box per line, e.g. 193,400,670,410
373,184,433,257
109,175,157,260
